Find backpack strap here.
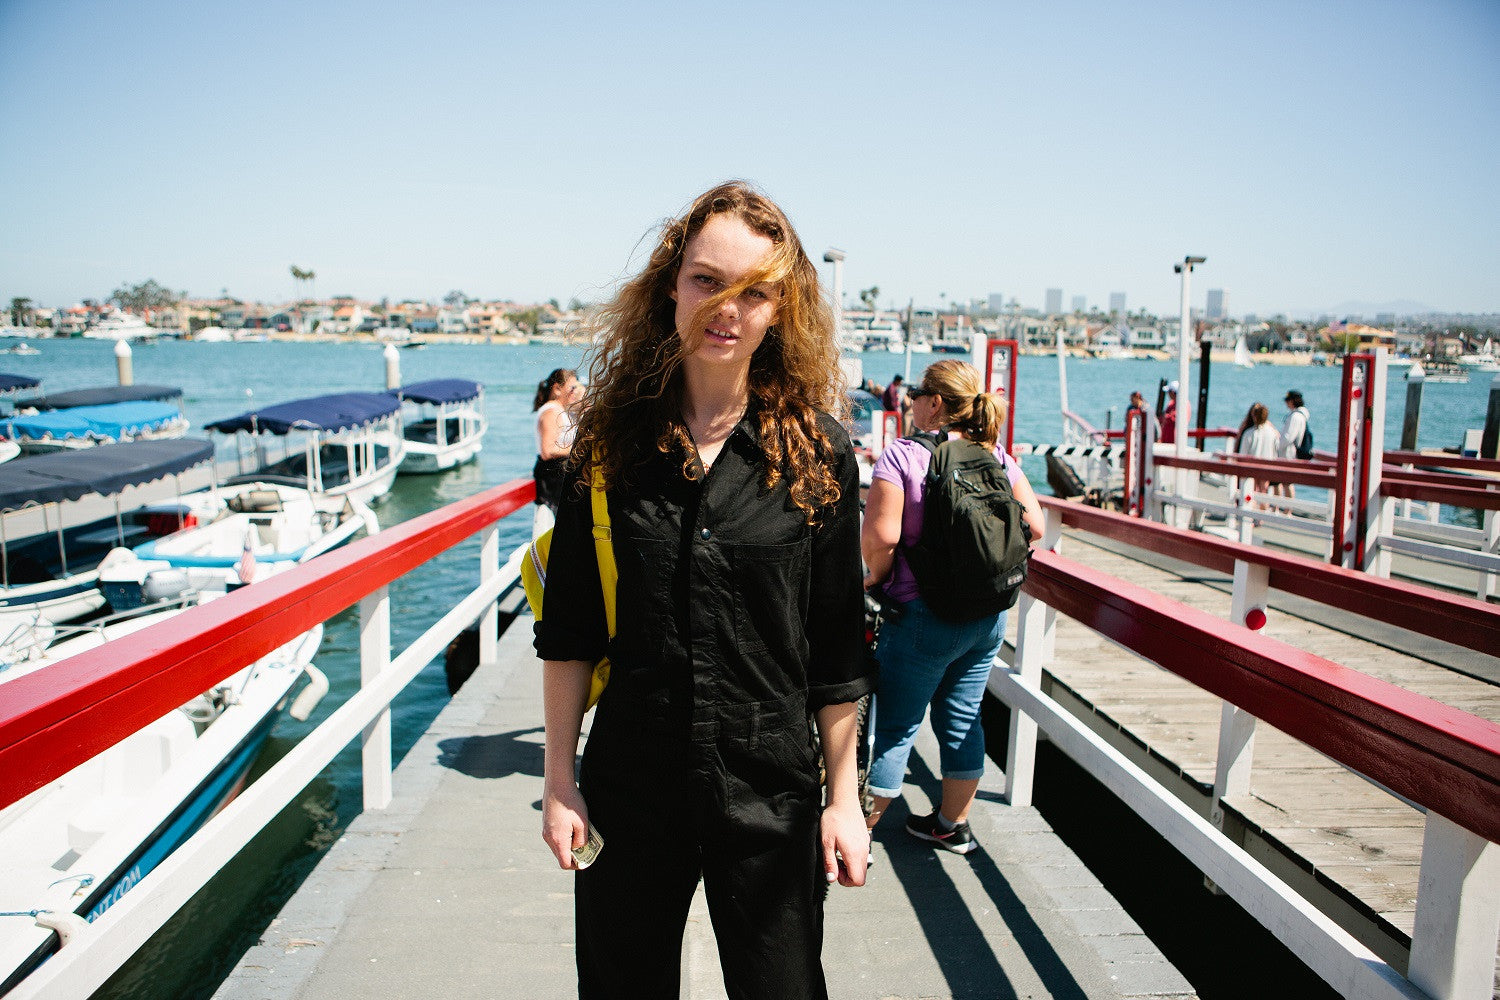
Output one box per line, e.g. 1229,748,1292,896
589,454,616,641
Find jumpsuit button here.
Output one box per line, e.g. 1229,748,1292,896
700,527,712,540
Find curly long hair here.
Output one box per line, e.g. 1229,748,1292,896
571,181,846,521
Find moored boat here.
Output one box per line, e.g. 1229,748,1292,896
0,400,189,453
391,378,486,474
97,481,379,612
0,606,326,992
0,439,216,633
205,391,406,506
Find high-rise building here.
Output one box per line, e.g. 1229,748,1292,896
1045,288,1063,315
988,293,1005,313
1206,289,1227,320
1071,295,1086,313
1109,292,1126,314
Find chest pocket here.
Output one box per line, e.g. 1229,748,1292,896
728,537,812,657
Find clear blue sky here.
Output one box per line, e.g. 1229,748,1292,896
3,0,1496,318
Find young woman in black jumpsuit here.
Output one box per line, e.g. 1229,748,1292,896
537,182,873,999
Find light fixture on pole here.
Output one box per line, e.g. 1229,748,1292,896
1172,256,1206,455
823,249,846,343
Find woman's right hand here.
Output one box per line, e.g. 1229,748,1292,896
542,781,590,870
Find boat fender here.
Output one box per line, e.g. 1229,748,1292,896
34,910,90,947
289,664,329,722
142,569,192,603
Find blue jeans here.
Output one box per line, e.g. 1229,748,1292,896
867,595,1005,799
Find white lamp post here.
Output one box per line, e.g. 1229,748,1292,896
1173,256,1206,453
823,249,846,343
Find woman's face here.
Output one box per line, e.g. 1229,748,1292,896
551,375,580,404
670,213,779,370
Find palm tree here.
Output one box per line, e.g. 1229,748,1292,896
9,296,32,327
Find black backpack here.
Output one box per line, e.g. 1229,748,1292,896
1293,408,1314,459
899,434,1032,623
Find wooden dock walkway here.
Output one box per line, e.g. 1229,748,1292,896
1030,526,1500,976
216,617,1194,1000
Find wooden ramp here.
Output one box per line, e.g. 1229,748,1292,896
216,618,1193,1000
1029,527,1500,977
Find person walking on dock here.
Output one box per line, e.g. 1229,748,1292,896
1280,390,1312,498
860,360,1045,853
1159,380,1188,447
882,373,908,434
537,182,873,1000
1236,402,1282,505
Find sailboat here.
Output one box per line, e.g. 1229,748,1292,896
1233,335,1254,368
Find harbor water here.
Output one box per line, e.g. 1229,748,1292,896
3,339,1492,998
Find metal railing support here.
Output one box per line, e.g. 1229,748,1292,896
479,523,499,668
359,584,392,810
1408,812,1500,1000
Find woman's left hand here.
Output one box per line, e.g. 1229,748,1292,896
821,799,870,888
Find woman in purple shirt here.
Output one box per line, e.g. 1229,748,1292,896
860,360,1044,854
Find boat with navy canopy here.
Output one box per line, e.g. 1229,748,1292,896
205,391,405,506
0,376,40,465
391,378,486,474
12,384,182,411
0,439,215,634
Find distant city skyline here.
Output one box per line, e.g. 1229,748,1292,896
2,2,1496,318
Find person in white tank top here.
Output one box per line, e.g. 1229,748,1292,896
532,368,581,537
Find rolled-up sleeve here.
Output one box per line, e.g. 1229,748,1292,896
805,424,876,708
533,473,609,664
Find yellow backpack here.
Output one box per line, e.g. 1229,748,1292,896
521,462,615,709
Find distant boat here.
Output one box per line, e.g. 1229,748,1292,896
1408,360,1469,384
3,344,39,356
392,379,487,474
81,314,159,341
1233,335,1254,369
1456,339,1500,372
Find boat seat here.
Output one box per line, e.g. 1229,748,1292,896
68,711,195,854
227,489,285,514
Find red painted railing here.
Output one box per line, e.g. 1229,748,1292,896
1038,496,1498,654
1032,498,1500,842
0,478,535,810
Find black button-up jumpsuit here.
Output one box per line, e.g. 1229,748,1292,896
535,411,872,1000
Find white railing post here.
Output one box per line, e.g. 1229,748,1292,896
1372,495,1396,580
1213,559,1267,833
1408,813,1500,1000
1482,509,1498,601
359,585,393,810
479,522,499,668
1003,589,1050,807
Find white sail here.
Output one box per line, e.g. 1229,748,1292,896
1233,335,1254,368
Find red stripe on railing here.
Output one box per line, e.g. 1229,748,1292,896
1023,548,1500,843
1385,450,1500,476
1381,479,1500,511
1039,497,1499,653
0,478,535,810
1156,452,1337,490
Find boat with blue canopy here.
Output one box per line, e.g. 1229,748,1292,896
0,401,188,454
205,391,405,506
391,378,486,474
0,439,215,633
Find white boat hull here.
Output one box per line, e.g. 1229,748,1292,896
0,612,323,990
